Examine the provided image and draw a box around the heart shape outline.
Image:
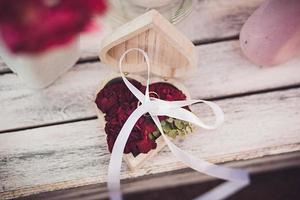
[95,74,191,169]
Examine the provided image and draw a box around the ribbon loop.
[107,48,250,200]
[118,48,152,103]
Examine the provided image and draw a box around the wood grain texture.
[0,61,108,132]
[1,87,300,199]
[100,10,197,78]
[0,0,263,73]
[12,152,300,200]
[176,0,263,43]
[1,40,300,132]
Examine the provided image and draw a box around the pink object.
[0,0,106,54]
[240,0,300,66]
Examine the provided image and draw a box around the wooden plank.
[1,87,300,199]
[12,152,300,200]
[176,0,263,43]
[0,0,263,73]
[1,40,300,132]
[0,62,107,132]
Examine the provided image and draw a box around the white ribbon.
[107,48,250,200]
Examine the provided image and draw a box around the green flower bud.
[152,131,161,138]
[148,133,156,140]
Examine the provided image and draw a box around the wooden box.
[96,10,197,170]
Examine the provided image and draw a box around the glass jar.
[107,0,193,28]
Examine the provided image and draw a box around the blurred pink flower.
[0,0,106,54]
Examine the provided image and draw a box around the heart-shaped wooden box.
[96,10,197,170]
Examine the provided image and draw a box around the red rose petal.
[96,79,188,156]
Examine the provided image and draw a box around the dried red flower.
[150,82,187,120]
[149,82,187,101]
[0,0,106,53]
[95,78,142,113]
[95,79,188,157]
[136,121,157,153]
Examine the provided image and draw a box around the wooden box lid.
[99,10,197,78]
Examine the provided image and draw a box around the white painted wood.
[0,61,110,132]
[176,0,263,42]
[186,41,300,99]
[1,40,300,132]
[6,152,300,200]
[0,0,263,73]
[1,87,300,199]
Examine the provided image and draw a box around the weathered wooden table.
[1,0,300,199]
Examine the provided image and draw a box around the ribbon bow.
[107,48,250,200]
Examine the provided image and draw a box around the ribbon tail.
[151,116,250,200]
[107,104,148,200]
[194,181,249,200]
[164,135,250,200]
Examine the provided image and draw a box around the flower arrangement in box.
[95,76,194,168]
